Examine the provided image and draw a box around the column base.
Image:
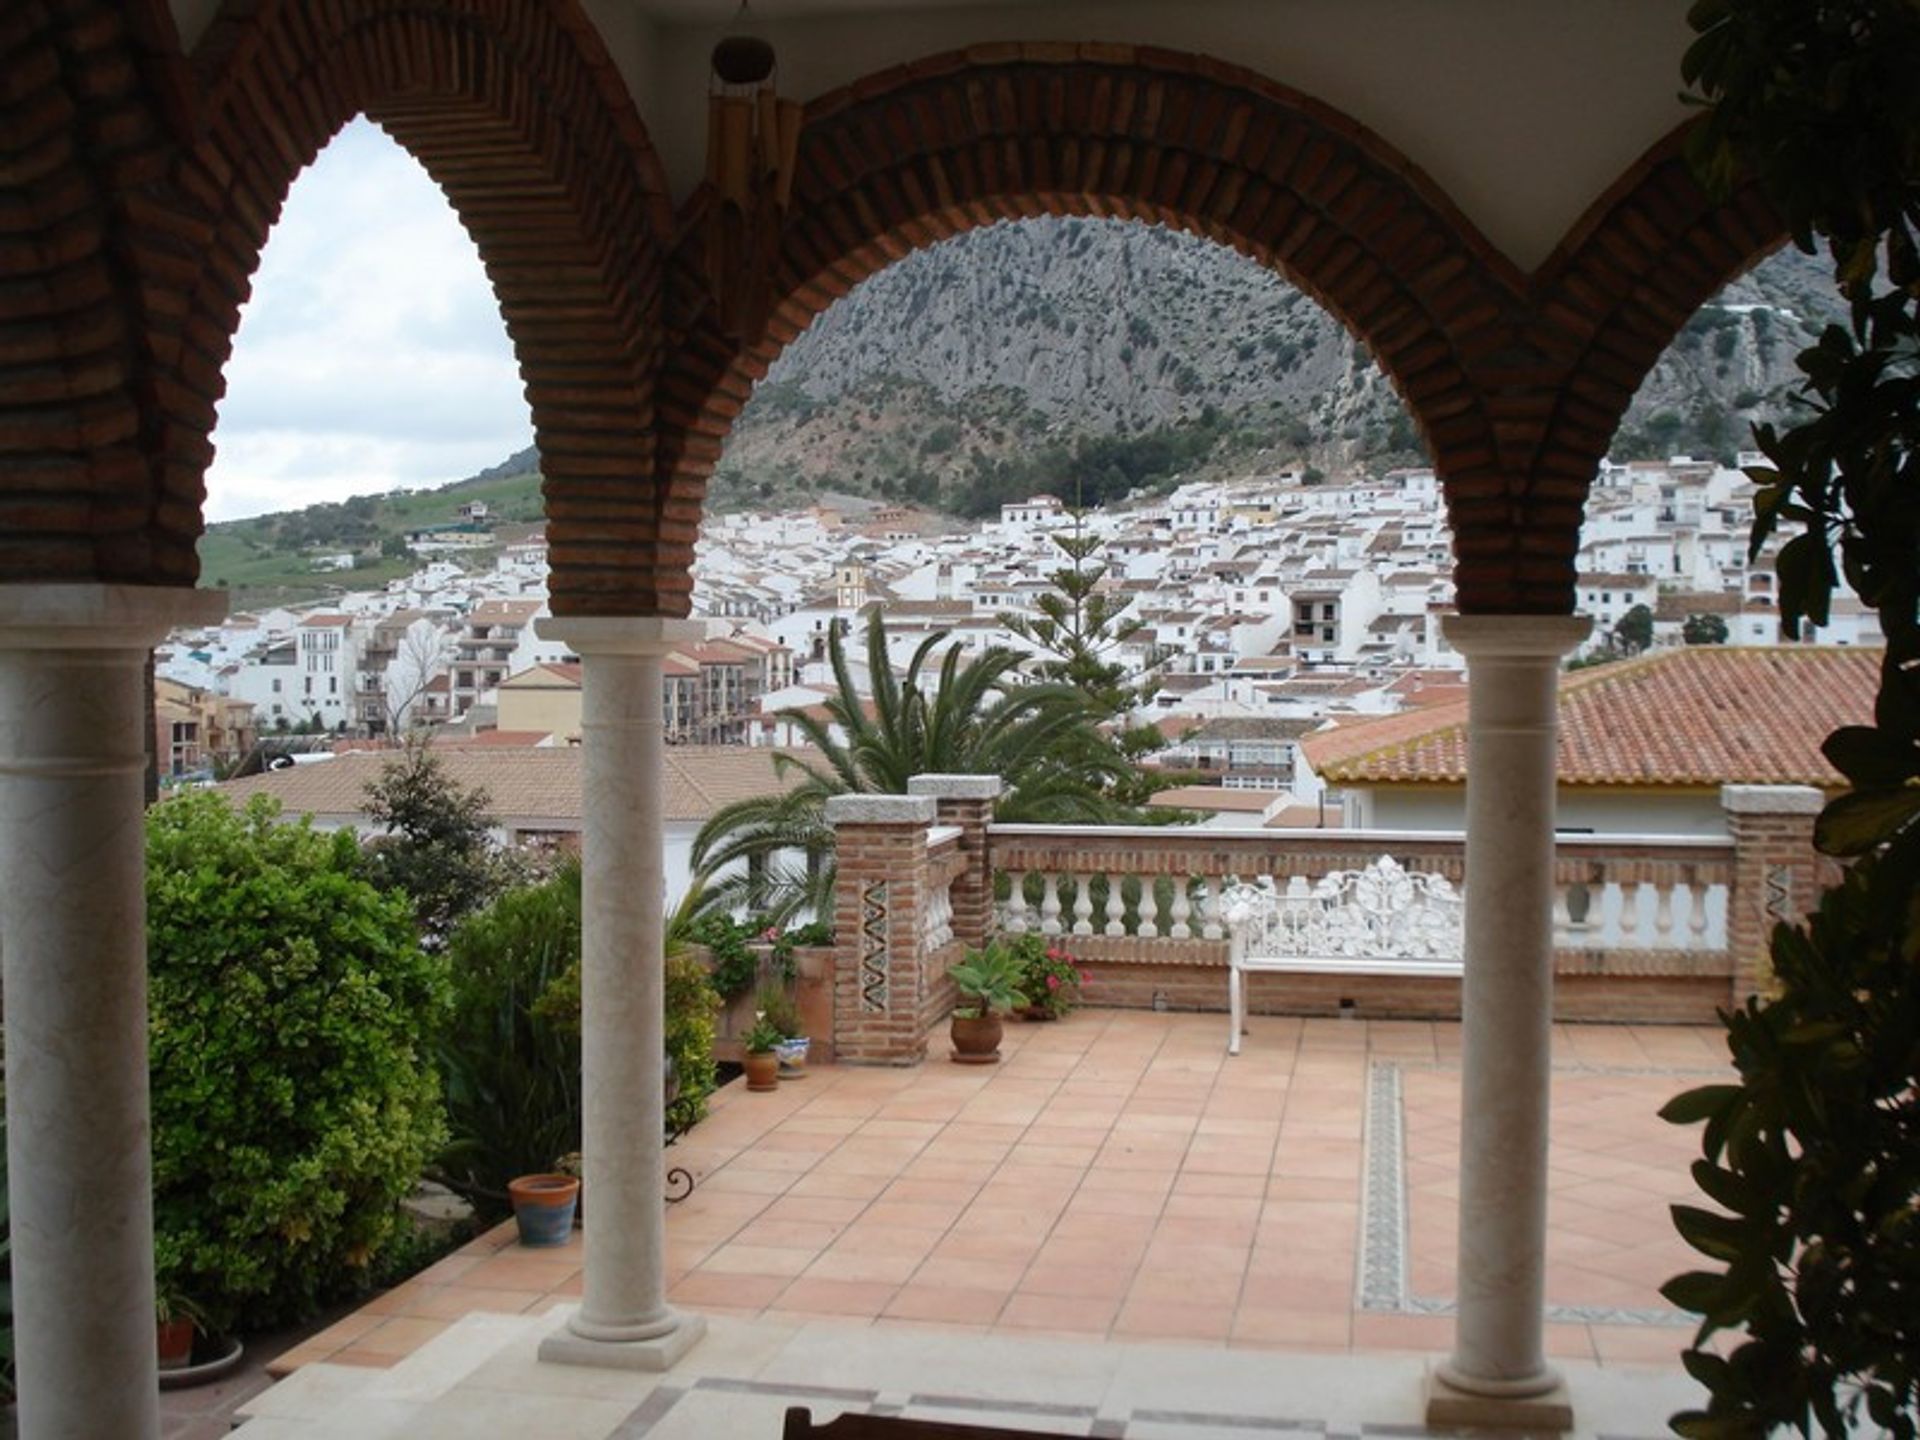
[539,1309,706,1373]
[1425,1363,1573,1431]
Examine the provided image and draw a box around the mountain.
[710,216,1843,512]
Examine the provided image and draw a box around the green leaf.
[1814,786,1920,856]
[1662,1270,1730,1315]
[1673,1204,1747,1263]
[1661,1084,1742,1126]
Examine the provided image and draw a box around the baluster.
[1686,869,1710,949]
[1004,870,1029,934]
[1040,873,1063,936]
[1137,878,1160,938]
[1170,879,1192,939]
[1201,879,1224,940]
[1551,879,1571,946]
[1105,874,1128,936]
[1616,881,1643,947]
[1072,873,1095,936]
[1653,881,1676,948]
[1565,877,1594,938]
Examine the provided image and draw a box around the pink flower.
[1046,974,1061,991]
[761,926,781,941]
[1046,947,1064,961]
[1075,968,1088,985]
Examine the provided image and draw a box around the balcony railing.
[988,824,1733,977]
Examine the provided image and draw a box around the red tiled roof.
[1303,647,1879,788]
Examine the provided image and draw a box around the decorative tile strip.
[1359,1061,1409,1313]
[860,880,888,1013]
[1362,1060,1697,1328]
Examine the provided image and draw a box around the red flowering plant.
[1008,932,1086,1019]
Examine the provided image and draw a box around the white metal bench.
[1221,856,1464,1054]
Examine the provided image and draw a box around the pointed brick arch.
[659,45,1550,610]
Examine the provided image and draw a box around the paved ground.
[267,1011,1726,1381]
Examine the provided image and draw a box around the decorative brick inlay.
[859,880,889,1013]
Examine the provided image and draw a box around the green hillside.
[200,456,542,608]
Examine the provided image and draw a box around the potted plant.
[947,941,1025,1064]
[155,1279,203,1372]
[1013,934,1085,1020]
[506,1171,581,1247]
[755,983,810,1077]
[742,1012,783,1091]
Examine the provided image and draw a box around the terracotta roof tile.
[1303,647,1878,788]
[215,746,801,825]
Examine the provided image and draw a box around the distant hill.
[203,221,1843,597]
[198,456,542,608]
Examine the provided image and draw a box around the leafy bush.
[438,862,722,1211]
[362,740,514,948]
[436,861,584,1215]
[146,792,449,1334]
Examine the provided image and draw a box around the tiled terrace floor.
[278,1011,1726,1378]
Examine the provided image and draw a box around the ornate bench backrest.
[1222,855,1463,967]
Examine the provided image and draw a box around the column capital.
[1722,783,1825,816]
[537,615,707,657]
[825,794,938,825]
[1442,613,1590,658]
[0,584,226,651]
[908,774,1004,801]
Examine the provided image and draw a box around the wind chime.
[705,1,802,342]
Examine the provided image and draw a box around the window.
[271,678,282,694]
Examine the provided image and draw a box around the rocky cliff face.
[704,217,1841,511]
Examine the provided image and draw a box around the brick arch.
[170,1,675,613]
[1521,128,1787,567]
[660,45,1563,612]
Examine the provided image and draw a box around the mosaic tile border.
[1359,1061,1693,1329]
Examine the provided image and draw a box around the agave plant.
[692,610,1129,923]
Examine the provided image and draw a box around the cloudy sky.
[205,119,533,523]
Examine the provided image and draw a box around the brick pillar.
[1722,785,1828,1003]
[908,774,1003,952]
[826,794,937,1064]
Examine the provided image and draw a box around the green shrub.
[146,792,449,1335]
[437,862,584,1215]
[438,862,722,1210]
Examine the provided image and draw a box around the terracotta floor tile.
[1231,1307,1353,1347]
[699,1243,818,1278]
[910,1256,1029,1292]
[997,1291,1121,1335]
[350,1317,448,1358]
[322,1350,401,1370]
[771,1277,898,1318]
[883,1284,1011,1325]
[1349,1311,1455,1352]
[669,1270,791,1310]
[377,1284,542,1321]
[1127,1268,1244,1307]
[731,1218,846,1251]
[433,1251,582,1294]
[1018,1260,1134,1301]
[1112,1297,1235,1342]
[1591,1325,1692,1366]
[804,1249,926,1285]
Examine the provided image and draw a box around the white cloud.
[205,119,532,523]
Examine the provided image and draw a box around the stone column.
[1428,614,1588,1430]
[907,774,1003,952]
[0,584,224,1440]
[825,794,937,1064]
[535,616,707,1372]
[1721,785,1827,1003]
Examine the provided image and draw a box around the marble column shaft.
[1438,614,1589,1400]
[535,616,706,1369]
[0,585,223,1440]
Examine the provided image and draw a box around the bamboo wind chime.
[705,3,803,343]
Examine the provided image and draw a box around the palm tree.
[692,610,1129,922]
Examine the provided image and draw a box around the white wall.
[1351,785,1731,837]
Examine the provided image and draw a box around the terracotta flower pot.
[157,1317,196,1371]
[507,1173,580,1247]
[950,1010,1003,1064]
[744,1050,780,1091]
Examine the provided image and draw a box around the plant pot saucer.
[158,1334,244,1389]
[949,1050,1000,1065]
